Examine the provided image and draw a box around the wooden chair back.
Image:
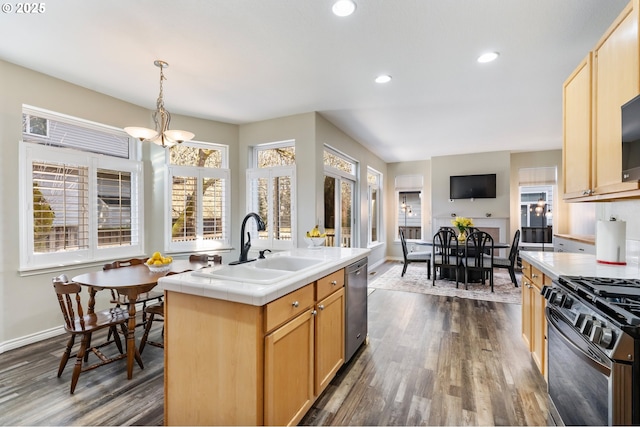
[53,275,86,332]
[465,231,494,267]
[399,229,410,262]
[103,257,147,270]
[189,254,222,265]
[508,229,521,265]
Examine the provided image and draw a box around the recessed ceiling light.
[477,52,500,63]
[375,75,392,84]
[332,0,356,17]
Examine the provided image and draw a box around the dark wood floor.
[0,263,548,426]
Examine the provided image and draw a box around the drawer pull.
[318,304,325,311]
[292,301,299,308]
[532,273,538,278]
[331,280,337,286]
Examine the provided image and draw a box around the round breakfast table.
[72,259,207,379]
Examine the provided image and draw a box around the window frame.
[19,142,144,271]
[367,167,382,246]
[165,140,231,252]
[323,146,358,248]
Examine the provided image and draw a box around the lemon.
[152,251,162,260]
[153,260,163,266]
[146,258,154,265]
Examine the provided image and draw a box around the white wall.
[0,60,239,349]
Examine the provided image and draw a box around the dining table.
[71,259,208,379]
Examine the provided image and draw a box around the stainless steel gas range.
[543,276,640,426]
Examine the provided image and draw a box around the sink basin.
[191,256,325,284]
[192,265,292,284]
[253,256,324,271]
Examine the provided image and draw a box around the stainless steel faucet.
[229,212,266,265]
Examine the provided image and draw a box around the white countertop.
[157,247,371,306]
[520,251,640,281]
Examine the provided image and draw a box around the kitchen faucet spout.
[229,212,266,265]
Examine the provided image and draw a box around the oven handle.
[546,308,611,376]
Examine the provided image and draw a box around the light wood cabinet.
[314,287,345,394]
[521,260,548,378]
[563,54,593,199]
[563,0,640,201]
[165,265,349,426]
[264,307,315,426]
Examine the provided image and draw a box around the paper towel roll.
[596,220,627,265]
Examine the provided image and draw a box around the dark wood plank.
[0,262,549,426]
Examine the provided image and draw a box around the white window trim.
[19,142,144,271]
[165,158,232,252]
[367,167,382,246]
[246,166,297,250]
[323,146,359,248]
[395,189,423,242]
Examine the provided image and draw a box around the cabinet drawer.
[265,284,314,333]
[530,266,544,289]
[521,260,531,279]
[316,269,344,301]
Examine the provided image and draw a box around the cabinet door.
[264,310,314,427]
[521,276,533,351]
[563,54,593,199]
[315,287,345,394]
[532,280,546,376]
[594,3,640,193]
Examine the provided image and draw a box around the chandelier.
[125,60,194,147]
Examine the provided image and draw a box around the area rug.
[369,262,522,304]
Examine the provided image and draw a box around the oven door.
[547,307,612,426]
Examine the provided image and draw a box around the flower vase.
[457,230,466,242]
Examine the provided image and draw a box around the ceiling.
[0,0,630,162]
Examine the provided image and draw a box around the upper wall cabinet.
[563,0,640,201]
[563,54,593,199]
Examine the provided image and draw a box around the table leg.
[125,293,144,379]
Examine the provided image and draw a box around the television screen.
[449,174,496,199]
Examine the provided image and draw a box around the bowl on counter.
[304,236,326,248]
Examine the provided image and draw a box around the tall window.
[367,168,381,245]
[167,141,230,251]
[518,167,557,249]
[19,106,142,270]
[395,175,424,240]
[324,148,357,248]
[247,141,296,249]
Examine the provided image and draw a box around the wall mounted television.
[449,174,497,199]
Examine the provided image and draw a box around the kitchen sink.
[192,265,292,284]
[253,256,324,271]
[191,256,325,284]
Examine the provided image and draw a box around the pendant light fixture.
[125,60,194,148]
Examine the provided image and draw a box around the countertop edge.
[553,234,595,245]
[520,251,640,281]
[157,247,371,306]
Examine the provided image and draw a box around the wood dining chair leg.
[84,333,92,362]
[58,335,76,377]
[71,335,90,394]
[139,312,156,354]
[111,325,124,354]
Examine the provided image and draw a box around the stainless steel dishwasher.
[345,257,368,362]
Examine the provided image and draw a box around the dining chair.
[399,229,431,278]
[189,253,222,265]
[462,231,494,292]
[432,228,459,287]
[493,229,520,286]
[52,274,129,394]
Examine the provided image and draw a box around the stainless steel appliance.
[542,276,640,426]
[345,257,368,362]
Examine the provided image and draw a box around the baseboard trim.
[0,326,65,355]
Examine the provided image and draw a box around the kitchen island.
[156,247,370,426]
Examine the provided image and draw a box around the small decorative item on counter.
[146,251,173,272]
[451,216,474,242]
[305,225,327,248]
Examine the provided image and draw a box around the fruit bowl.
[304,236,326,248]
[147,262,172,273]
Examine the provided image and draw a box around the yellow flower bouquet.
[451,216,474,241]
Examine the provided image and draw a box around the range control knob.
[590,322,603,343]
[599,328,615,349]
[580,315,594,335]
[561,296,573,309]
[573,312,585,327]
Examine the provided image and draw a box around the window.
[395,175,424,240]
[167,141,230,251]
[518,167,556,249]
[324,147,357,248]
[20,106,142,270]
[247,141,296,249]
[367,168,381,245]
